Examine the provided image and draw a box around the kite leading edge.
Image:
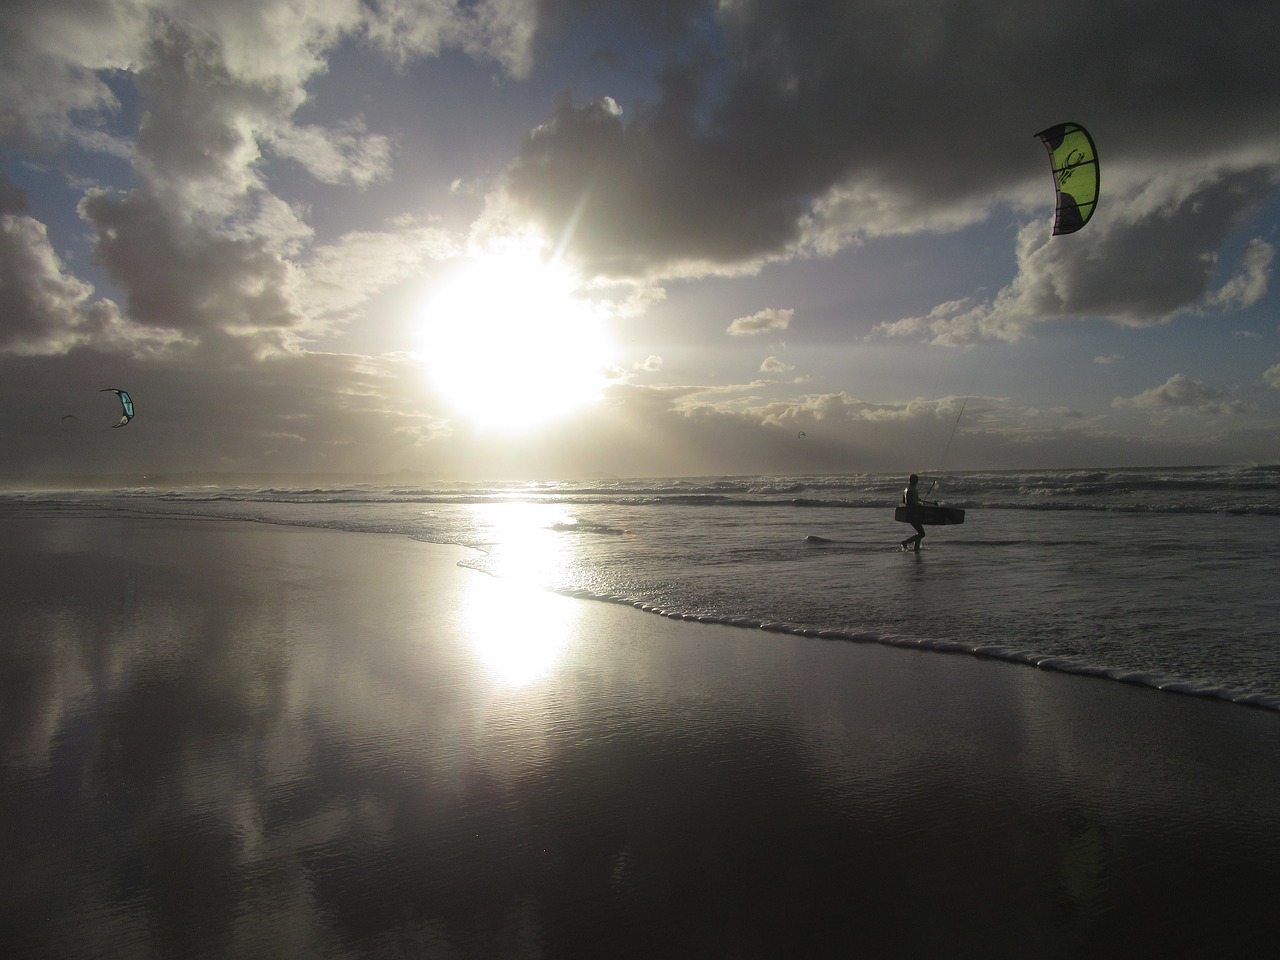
[1034,122,1099,235]
[101,388,135,428]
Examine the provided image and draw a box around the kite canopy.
[101,388,135,428]
[1035,122,1099,235]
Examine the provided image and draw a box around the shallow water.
[5,466,1280,708]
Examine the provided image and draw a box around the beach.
[3,511,1279,958]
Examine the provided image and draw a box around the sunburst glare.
[418,242,613,431]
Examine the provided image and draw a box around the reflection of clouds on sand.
[5,515,1280,956]
[1,519,313,957]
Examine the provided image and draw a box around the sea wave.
[548,586,1280,713]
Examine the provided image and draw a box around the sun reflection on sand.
[461,574,577,687]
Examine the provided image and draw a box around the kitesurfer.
[900,473,928,551]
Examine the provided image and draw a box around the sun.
[418,244,613,430]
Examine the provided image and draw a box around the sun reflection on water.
[467,500,577,587]
[461,575,576,686]
[459,500,590,686]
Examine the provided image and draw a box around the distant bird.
[797,431,806,438]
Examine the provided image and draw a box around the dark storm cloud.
[134,21,287,187]
[534,0,706,44]
[504,0,1280,285]
[0,172,136,355]
[0,214,110,354]
[79,187,301,336]
[995,170,1278,326]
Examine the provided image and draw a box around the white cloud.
[727,307,792,336]
[797,174,994,254]
[1113,373,1253,417]
[1262,362,1280,392]
[266,120,393,187]
[1093,354,1122,365]
[873,298,983,344]
[1207,237,1273,309]
[361,0,538,77]
[297,220,460,324]
[759,356,793,373]
[0,0,147,148]
[878,165,1280,344]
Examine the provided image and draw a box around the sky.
[2,0,1279,482]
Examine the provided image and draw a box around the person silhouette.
[900,473,930,551]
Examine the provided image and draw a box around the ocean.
[6,464,1279,711]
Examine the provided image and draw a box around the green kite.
[1035,122,1100,235]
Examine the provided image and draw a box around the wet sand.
[2,511,1279,958]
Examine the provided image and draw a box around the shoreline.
[3,513,1279,956]
[6,491,1279,715]
[550,587,1280,714]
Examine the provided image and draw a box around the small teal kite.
[101,388,135,428]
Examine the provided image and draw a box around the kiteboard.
[895,505,965,526]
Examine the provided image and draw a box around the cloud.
[0,210,131,355]
[0,5,513,362]
[78,187,303,341]
[1208,237,1273,310]
[635,354,663,372]
[0,0,145,149]
[0,1,555,478]
[264,120,393,188]
[759,356,793,373]
[1093,354,1122,365]
[495,0,1280,293]
[0,0,534,153]
[1113,373,1253,417]
[879,166,1280,343]
[297,220,460,325]
[727,307,792,336]
[874,298,982,344]
[362,0,539,77]
[1263,363,1280,392]
[4,1,1280,478]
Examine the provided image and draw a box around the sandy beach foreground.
[2,512,1279,958]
